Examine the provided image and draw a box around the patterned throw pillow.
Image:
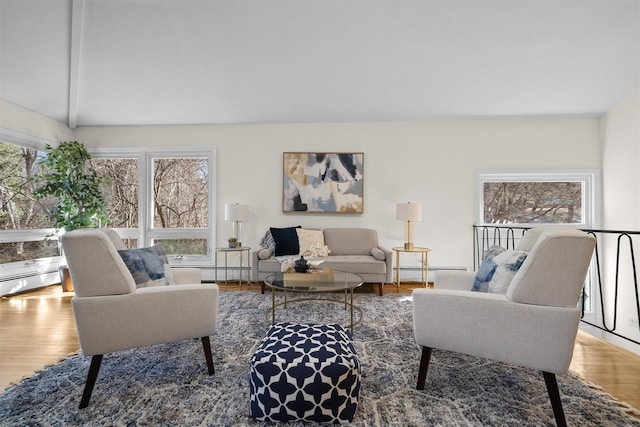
[471,245,527,293]
[118,244,174,288]
[259,229,276,251]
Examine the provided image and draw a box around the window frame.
[476,169,600,228]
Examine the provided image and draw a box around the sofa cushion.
[258,258,284,274]
[118,244,174,288]
[296,228,325,255]
[322,255,387,275]
[270,226,301,256]
[471,245,527,293]
[323,228,378,256]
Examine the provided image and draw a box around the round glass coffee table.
[264,270,364,334]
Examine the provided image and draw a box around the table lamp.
[224,203,249,245]
[396,202,422,250]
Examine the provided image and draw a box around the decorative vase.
[228,242,237,248]
[293,256,309,273]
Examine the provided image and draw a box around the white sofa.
[252,228,393,295]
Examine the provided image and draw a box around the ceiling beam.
[68,0,85,129]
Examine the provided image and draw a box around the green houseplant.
[32,141,110,291]
[33,141,109,231]
[228,237,238,248]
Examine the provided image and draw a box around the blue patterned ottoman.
[250,322,361,423]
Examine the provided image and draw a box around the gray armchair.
[412,227,595,426]
[62,228,219,408]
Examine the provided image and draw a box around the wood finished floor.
[1,283,639,416]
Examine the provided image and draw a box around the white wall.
[75,117,601,270]
[602,88,640,230]
[600,87,640,354]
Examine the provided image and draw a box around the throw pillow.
[259,229,276,251]
[270,226,301,256]
[471,245,527,293]
[118,244,173,288]
[296,228,325,255]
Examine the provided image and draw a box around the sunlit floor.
[1,283,639,415]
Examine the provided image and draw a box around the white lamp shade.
[224,203,249,221]
[396,202,422,222]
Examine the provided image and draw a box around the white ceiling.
[1,0,638,127]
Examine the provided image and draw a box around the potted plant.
[228,237,238,248]
[32,141,110,291]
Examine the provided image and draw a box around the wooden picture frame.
[283,152,364,213]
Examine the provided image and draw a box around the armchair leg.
[379,283,384,296]
[261,282,265,294]
[416,346,433,390]
[543,371,567,427]
[79,354,103,409]
[201,336,215,375]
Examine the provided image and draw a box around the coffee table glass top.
[264,270,364,292]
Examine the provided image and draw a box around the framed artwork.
[283,152,364,213]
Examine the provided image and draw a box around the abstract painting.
[283,152,364,213]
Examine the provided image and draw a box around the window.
[91,150,216,266]
[1,133,216,296]
[477,170,598,227]
[0,141,58,263]
[146,154,213,265]
[90,158,139,229]
[0,136,63,295]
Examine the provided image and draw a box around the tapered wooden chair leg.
[416,346,432,390]
[543,371,567,427]
[79,354,103,409]
[202,336,214,375]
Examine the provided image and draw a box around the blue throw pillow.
[472,245,527,293]
[118,244,173,288]
[270,226,301,256]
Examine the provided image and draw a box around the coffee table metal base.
[266,289,362,335]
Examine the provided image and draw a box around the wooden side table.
[214,246,251,285]
[392,246,431,288]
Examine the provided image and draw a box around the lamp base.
[404,243,414,250]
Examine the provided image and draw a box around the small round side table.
[214,246,251,285]
[392,246,431,288]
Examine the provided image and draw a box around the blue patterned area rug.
[1,290,639,426]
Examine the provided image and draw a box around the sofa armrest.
[171,267,201,285]
[434,270,476,291]
[252,248,268,282]
[378,245,394,283]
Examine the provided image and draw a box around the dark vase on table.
[294,256,309,273]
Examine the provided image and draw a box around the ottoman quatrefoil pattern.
[250,322,361,423]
